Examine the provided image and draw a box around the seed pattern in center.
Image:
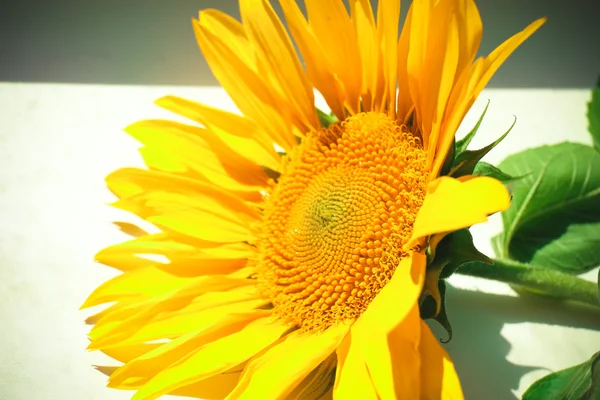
[256,112,428,330]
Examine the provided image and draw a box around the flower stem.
[456,258,600,308]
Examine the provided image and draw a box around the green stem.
[457,258,600,308]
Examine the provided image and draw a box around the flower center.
[256,112,428,331]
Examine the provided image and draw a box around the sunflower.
[82,0,544,398]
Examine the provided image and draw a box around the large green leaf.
[523,352,600,400]
[496,142,600,273]
[588,86,600,152]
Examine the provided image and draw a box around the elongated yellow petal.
[130,317,290,400]
[198,9,255,67]
[81,266,193,309]
[149,212,253,244]
[239,0,319,133]
[125,120,268,192]
[454,0,483,74]
[280,0,345,119]
[334,330,379,400]
[350,0,378,112]
[431,17,546,177]
[155,96,280,172]
[228,322,350,399]
[194,18,297,151]
[108,170,260,220]
[287,353,337,400]
[396,7,413,123]
[346,254,425,399]
[376,0,401,115]
[419,321,464,399]
[408,0,459,156]
[110,299,268,349]
[94,251,153,272]
[88,275,254,347]
[112,222,148,238]
[101,343,162,364]
[409,176,510,246]
[170,365,245,399]
[305,0,362,114]
[108,308,269,387]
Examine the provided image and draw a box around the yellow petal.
[158,96,281,172]
[408,0,460,156]
[454,0,483,74]
[170,365,245,399]
[287,352,337,400]
[239,0,319,133]
[376,0,401,115]
[129,317,290,400]
[108,298,268,349]
[101,343,162,364]
[149,212,253,244]
[228,322,351,399]
[431,17,546,177]
[88,274,254,347]
[280,0,345,119]
[193,17,297,151]
[396,7,413,123]
[125,120,268,192]
[81,266,192,309]
[305,0,362,114]
[419,321,464,400]
[345,254,426,399]
[350,0,378,111]
[112,222,148,238]
[334,330,379,400]
[409,176,510,246]
[108,308,269,387]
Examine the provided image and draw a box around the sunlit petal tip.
[408,176,510,247]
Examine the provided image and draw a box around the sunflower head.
[83,0,545,399]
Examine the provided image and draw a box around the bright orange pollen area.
[256,112,428,331]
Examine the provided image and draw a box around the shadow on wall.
[431,284,600,399]
[1,0,599,87]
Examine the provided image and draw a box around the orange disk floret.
[256,112,428,331]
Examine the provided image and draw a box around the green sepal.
[440,138,456,176]
[455,99,490,155]
[588,78,600,152]
[420,280,453,343]
[419,229,491,341]
[473,161,520,183]
[450,117,516,178]
[317,108,338,128]
[435,229,492,280]
[523,351,600,400]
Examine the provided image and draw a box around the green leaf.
[473,161,520,183]
[523,351,600,400]
[317,108,337,128]
[450,117,516,178]
[496,142,600,273]
[455,100,490,154]
[588,85,600,152]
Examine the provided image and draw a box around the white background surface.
[1,83,599,400]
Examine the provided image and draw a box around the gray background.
[1,0,599,87]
